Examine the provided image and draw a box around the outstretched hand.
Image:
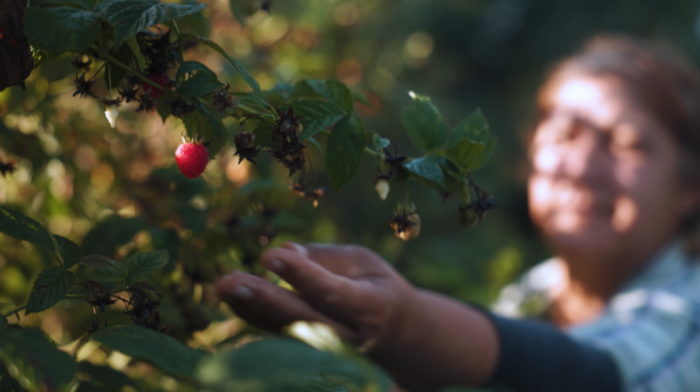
[215,242,419,347]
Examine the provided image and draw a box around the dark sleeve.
[483,312,623,392]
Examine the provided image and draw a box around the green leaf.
[176,61,213,79]
[191,34,261,96]
[80,255,128,283]
[122,250,168,285]
[445,139,485,172]
[96,0,206,44]
[290,80,354,114]
[263,83,293,106]
[352,90,373,107]
[156,98,171,124]
[372,133,390,152]
[404,157,445,189]
[179,72,223,98]
[448,108,490,146]
[31,0,96,10]
[183,103,227,158]
[196,338,384,392]
[0,364,22,392]
[23,6,101,55]
[252,121,275,147]
[326,115,365,192]
[125,36,147,72]
[92,325,209,378]
[478,137,496,168]
[178,0,211,38]
[286,100,346,140]
[0,207,56,257]
[0,328,77,391]
[0,317,7,330]
[81,215,147,256]
[77,362,135,390]
[401,93,448,151]
[105,44,132,89]
[53,235,82,269]
[25,267,76,314]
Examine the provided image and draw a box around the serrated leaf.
[23,6,101,56]
[190,34,261,96]
[31,0,96,10]
[478,137,496,168]
[179,71,223,97]
[448,108,490,146]
[92,325,209,378]
[445,139,485,172]
[83,257,127,283]
[326,115,365,192]
[96,0,206,44]
[105,44,132,89]
[289,80,354,114]
[53,235,81,269]
[122,250,168,285]
[286,100,346,140]
[0,206,56,257]
[404,157,445,189]
[176,61,212,80]
[183,103,227,158]
[252,121,275,147]
[0,328,77,391]
[263,82,293,106]
[25,267,75,314]
[401,93,448,151]
[196,338,385,392]
[372,133,390,152]
[81,215,147,256]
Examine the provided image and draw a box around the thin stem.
[91,45,168,94]
[171,19,185,60]
[2,304,26,319]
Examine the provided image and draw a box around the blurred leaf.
[448,109,490,146]
[445,139,485,172]
[191,34,261,96]
[25,267,75,314]
[0,206,56,258]
[53,235,81,269]
[177,205,207,233]
[148,227,179,264]
[183,103,227,158]
[81,215,147,256]
[478,137,497,168]
[286,100,346,140]
[23,6,101,55]
[0,328,77,391]
[77,361,135,391]
[176,61,213,79]
[263,83,293,106]
[252,121,275,147]
[96,0,206,44]
[0,364,22,392]
[326,115,365,192]
[196,338,385,392]
[293,378,349,392]
[122,250,169,285]
[151,166,207,200]
[401,93,448,151]
[92,325,209,378]
[290,80,354,114]
[80,255,128,283]
[236,92,274,115]
[125,36,146,72]
[0,317,7,330]
[178,0,211,38]
[372,133,390,152]
[104,44,131,89]
[156,98,171,124]
[180,72,223,97]
[404,157,445,189]
[351,90,373,108]
[31,0,96,10]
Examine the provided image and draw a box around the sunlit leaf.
[448,108,490,146]
[445,139,485,172]
[25,267,75,314]
[404,156,445,189]
[401,93,448,151]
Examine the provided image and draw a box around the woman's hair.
[536,35,700,247]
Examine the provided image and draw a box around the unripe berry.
[375,179,390,200]
[104,104,119,128]
[142,73,170,99]
[175,142,209,178]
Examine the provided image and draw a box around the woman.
[215,36,700,392]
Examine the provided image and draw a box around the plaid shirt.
[492,241,700,392]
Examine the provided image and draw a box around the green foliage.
[26,267,76,314]
[80,255,128,283]
[23,6,101,55]
[192,34,262,96]
[372,133,391,152]
[0,328,78,391]
[76,362,136,391]
[96,0,206,44]
[290,80,354,114]
[92,326,209,378]
[445,140,485,172]
[287,100,346,141]
[81,215,147,256]
[326,115,366,191]
[121,250,169,285]
[401,93,448,151]
[448,110,496,169]
[183,103,228,157]
[196,338,386,392]
[177,61,223,98]
[404,157,445,189]
[0,207,57,259]
[53,235,82,269]
[31,0,96,10]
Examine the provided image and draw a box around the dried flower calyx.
[234,131,262,165]
[73,72,98,99]
[289,180,324,207]
[124,282,166,332]
[165,96,196,118]
[458,191,497,229]
[71,54,92,71]
[137,30,178,75]
[390,203,421,241]
[0,160,16,177]
[212,84,236,113]
[270,107,306,176]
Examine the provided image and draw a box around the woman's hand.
[214,242,420,348]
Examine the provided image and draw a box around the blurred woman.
[215,36,700,392]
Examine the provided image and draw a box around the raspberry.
[142,73,170,98]
[175,142,209,178]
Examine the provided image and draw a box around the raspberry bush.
[0,0,498,390]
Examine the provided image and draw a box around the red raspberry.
[175,142,209,178]
[142,73,170,98]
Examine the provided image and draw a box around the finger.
[259,248,383,319]
[281,242,391,277]
[215,272,356,338]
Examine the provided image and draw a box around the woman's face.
[528,74,697,259]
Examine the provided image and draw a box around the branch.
[91,45,169,94]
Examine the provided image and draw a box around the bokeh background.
[2,0,700,389]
